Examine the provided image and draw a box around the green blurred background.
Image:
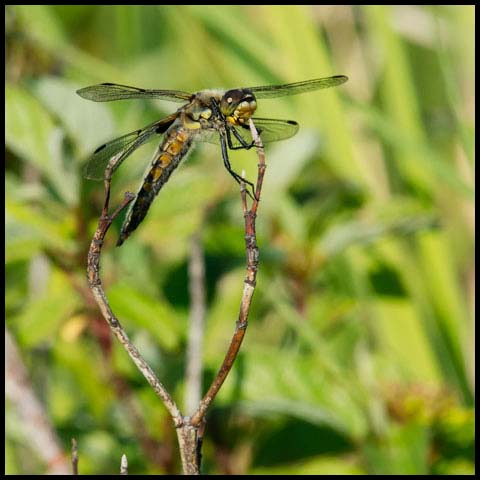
[5,5,474,475]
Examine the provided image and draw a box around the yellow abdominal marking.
[158,153,171,166]
[151,165,165,182]
[176,131,188,142]
[166,140,182,155]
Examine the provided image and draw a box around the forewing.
[247,75,348,99]
[83,115,177,180]
[194,118,299,147]
[76,82,192,103]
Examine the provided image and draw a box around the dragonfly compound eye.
[221,89,254,113]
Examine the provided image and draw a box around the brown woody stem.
[190,119,265,427]
[86,175,183,427]
[87,121,265,474]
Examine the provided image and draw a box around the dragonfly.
[77,74,348,246]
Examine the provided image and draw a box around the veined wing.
[246,75,348,99]
[76,82,192,103]
[83,114,177,180]
[197,118,299,148]
[240,117,299,145]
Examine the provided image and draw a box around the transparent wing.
[246,75,348,99]
[83,114,177,180]
[196,118,299,147]
[76,82,192,103]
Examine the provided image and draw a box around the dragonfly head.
[220,89,257,125]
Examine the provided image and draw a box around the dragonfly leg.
[226,126,257,151]
[210,97,258,200]
[210,97,255,150]
[220,134,256,200]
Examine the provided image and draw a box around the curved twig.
[86,167,183,427]
[191,119,265,427]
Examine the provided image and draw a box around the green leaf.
[5,83,78,205]
[6,200,76,262]
[34,76,115,159]
[15,269,81,347]
[6,84,57,171]
[107,282,182,351]
[374,298,441,382]
[363,423,430,474]
[53,340,116,421]
[234,346,368,440]
[251,455,364,475]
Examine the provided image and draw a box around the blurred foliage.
[5,5,474,475]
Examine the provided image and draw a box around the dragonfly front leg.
[219,133,256,200]
[226,126,256,151]
[210,97,257,199]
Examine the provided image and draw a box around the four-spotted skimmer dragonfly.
[77,75,348,245]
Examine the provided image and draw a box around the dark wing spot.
[156,124,169,134]
[155,117,176,134]
[287,120,298,125]
[94,143,107,154]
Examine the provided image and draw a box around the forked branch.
[86,120,265,474]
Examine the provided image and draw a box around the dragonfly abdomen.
[117,126,193,246]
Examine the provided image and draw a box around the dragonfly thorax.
[187,104,213,121]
